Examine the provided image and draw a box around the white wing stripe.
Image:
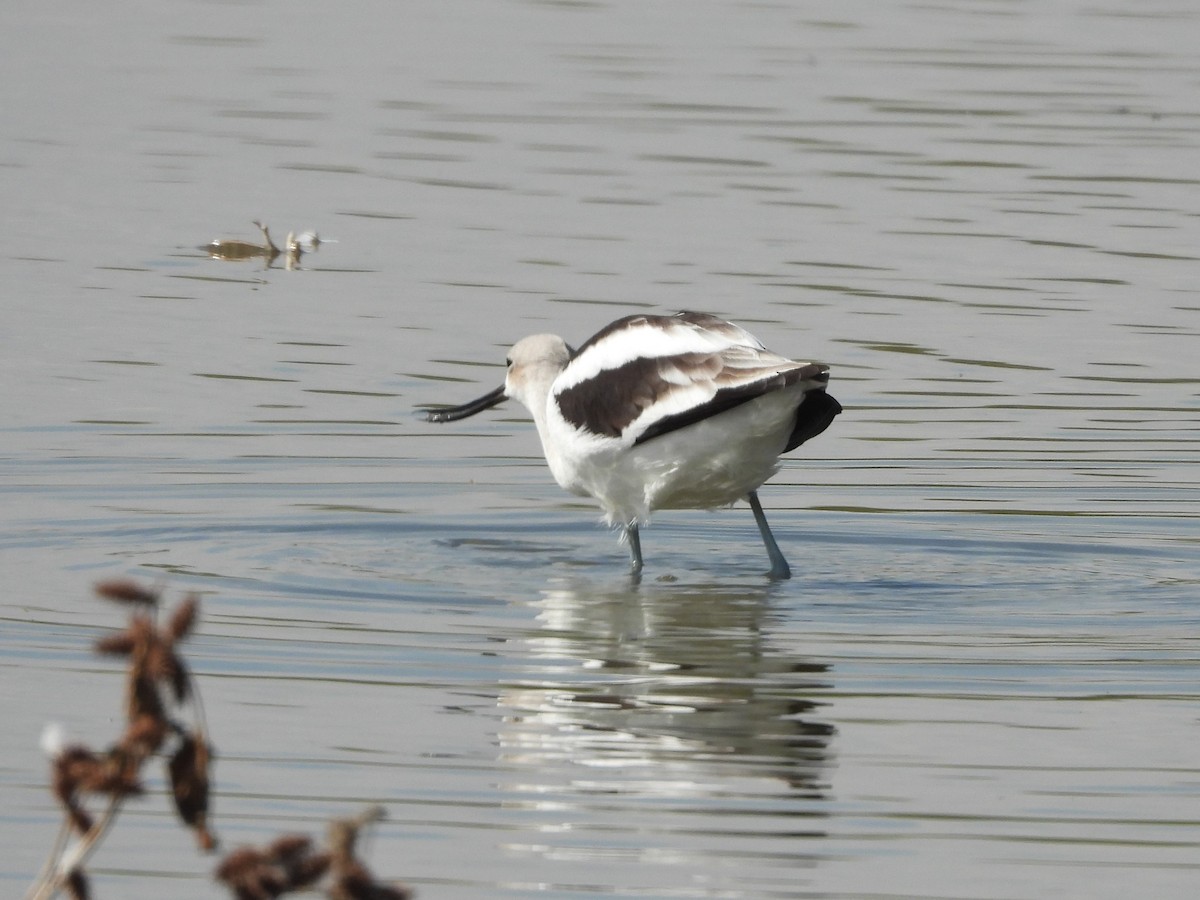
[555,319,765,392]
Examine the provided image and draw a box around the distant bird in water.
[422,311,841,578]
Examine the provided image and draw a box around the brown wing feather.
[555,311,836,445]
[635,363,829,446]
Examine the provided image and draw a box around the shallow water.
[3,1,1199,898]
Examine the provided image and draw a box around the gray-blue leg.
[748,491,791,580]
[624,522,644,574]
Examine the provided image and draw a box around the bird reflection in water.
[496,577,835,882]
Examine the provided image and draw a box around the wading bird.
[423,311,841,578]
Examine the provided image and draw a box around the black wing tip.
[784,389,842,452]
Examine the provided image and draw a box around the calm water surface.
[2,2,1198,898]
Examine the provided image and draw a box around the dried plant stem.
[28,584,218,898]
[28,817,70,898]
[26,794,123,900]
[185,669,210,736]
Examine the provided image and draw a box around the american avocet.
[422,311,841,578]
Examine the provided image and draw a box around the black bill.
[421,384,507,422]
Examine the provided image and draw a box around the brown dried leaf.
[168,732,212,829]
[169,654,192,704]
[65,804,94,835]
[52,748,96,834]
[168,594,200,641]
[65,868,90,900]
[266,834,313,862]
[53,745,143,832]
[94,631,138,656]
[94,579,160,607]
[329,862,411,900]
[214,846,262,881]
[215,838,328,899]
[54,747,98,792]
[143,642,173,682]
[145,643,191,703]
[127,671,166,723]
[168,731,218,850]
[366,884,411,900]
[215,847,285,900]
[51,793,93,833]
[196,824,219,852]
[121,713,169,757]
[289,851,330,890]
[87,746,145,797]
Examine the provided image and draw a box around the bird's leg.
[748,491,791,580]
[624,522,644,575]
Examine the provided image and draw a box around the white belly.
[541,386,804,525]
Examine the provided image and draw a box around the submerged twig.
[205,221,328,270]
[205,220,281,263]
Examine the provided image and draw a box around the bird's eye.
[505,357,513,368]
